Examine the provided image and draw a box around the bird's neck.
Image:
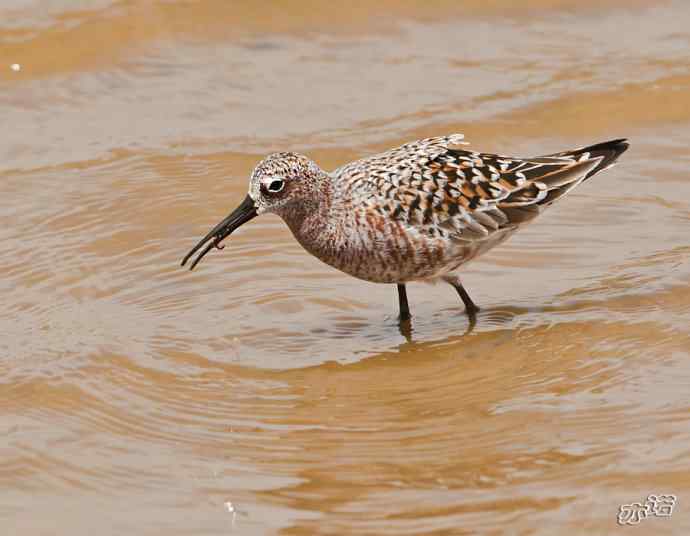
[278,173,347,262]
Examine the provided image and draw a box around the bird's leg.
[443,275,480,317]
[455,283,479,315]
[397,284,411,321]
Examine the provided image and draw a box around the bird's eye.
[267,179,284,193]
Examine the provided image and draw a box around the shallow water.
[2,1,690,534]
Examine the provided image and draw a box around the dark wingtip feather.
[572,138,630,179]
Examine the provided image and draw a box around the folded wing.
[351,135,629,243]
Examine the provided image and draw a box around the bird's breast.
[289,208,460,283]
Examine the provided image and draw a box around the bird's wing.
[336,134,628,243]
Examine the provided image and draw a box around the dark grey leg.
[444,276,480,316]
[397,284,411,321]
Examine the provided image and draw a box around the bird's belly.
[298,223,467,284]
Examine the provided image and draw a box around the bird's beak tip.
[180,194,257,271]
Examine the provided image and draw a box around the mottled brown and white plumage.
[182,134,629,320]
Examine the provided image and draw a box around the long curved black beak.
[181,194,257,270]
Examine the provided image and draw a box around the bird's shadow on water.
[310,303,545,372]
[396,313,476,342]
[390,303,542,345]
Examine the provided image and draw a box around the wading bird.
[182,135,628,322]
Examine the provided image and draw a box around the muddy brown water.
[2,1,690,534]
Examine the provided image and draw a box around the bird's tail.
[500,138,631,215]
[546,138,630,180]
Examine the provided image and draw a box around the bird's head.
[249,152,324,216]
[181,152,326,270]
